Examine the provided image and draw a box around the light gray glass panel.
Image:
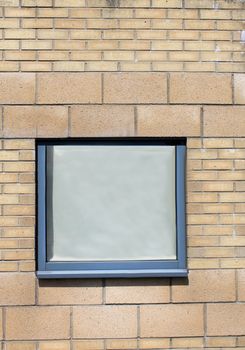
[46,145,176,261]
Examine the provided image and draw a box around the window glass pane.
[46,145,176,262]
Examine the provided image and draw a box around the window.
[37,138,187,278]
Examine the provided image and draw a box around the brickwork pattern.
[0,70,244,349]
[0,0,244,72]
[0,0,245,349]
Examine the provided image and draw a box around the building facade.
[0,0,244,349]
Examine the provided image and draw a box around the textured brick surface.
[172,270,236,302]
[169,73,232,103]
[204,106,245,137]
[140,304,204,337]
[238,270,245,301]
[105,279,170,304]
[137,105,200,136]
[104,73,167,103]
[73,306,137,338]
[0,73,35,104]
[37,73,102,103]
[0,1,244,348]
[207,304,245,336]
[0,273,35,305]
[38,279,102,305]
[6,307,70,340]
[70,105,135,136]
[4,106,68,137]
[234,74,245,104]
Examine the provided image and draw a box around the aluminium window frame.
[36,137,187,279]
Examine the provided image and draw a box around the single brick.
[139,338,170,349]
[207,303,245,336]
[5,306,70,340]
[169,73,232,104]
[206,337,236,348]
[5,342,36,350]
[0,309,2,340]
[104,73,167,103]
[204,106,245,137]
[73,306,137,339]
[137,105,200,136]
[234,74,245,104]
[172,269,236,302]
[38,279,102,305]
[4,106,68,138]
[105,278,170,304]
[37,73,102,104]
[171,337,203,348]
[0,73,35,104]
[238,270,245,301]
[0,273,35,306]
[70,105,135,137]
[140,304,204,337]
[39,341,70,350]
[73,340,104,350]
[106,339,137,349]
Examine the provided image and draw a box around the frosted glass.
[46,145,176,261]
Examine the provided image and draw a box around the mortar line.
[70,305,73,349]
[134,105,138,136]
[137,305,140,350]
[68,105,71,137]
[204,303,207,347]
[101,73,104,104]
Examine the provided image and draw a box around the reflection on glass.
[46,145,176,261]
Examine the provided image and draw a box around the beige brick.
[140,304,204,337]
[203,138,233,149]
[6,307,70,340]
[4,106,68,138]
[204,106,245,137]
[139,338,170,349]
[73,340,104,350]
[137,105,200,136]
[4,139,34,150]
[169,73,232,104]
[53,62,85,72]
[39,341,70,350]
[238,270,245,301]
[206,337,236,348]
[2,249,34,260]
[0,273,35,306]
[0,73,35,104]
[37,73,101,104]
[106,339,137,349]
[234,74,245,104]
[70,105,134,137]
[238,336,245,347]
[104,73,167,103]
[105,279,170,304]
[3,162,35,173]
[172,269,235,302]
[207,303,245,336]
[221,258,245,268]
[73,306,137,338]
[0,262,18,272]
[5,342,36,350]
[38,280,102,305]
[220,192,244,202]
[172,337,203,348]
[0,308,2,339]
[0,194,19,204]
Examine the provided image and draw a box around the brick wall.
[0,0,245,349]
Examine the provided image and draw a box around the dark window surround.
[36,137,187,279]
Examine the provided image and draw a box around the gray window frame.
[36,138,187,279]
